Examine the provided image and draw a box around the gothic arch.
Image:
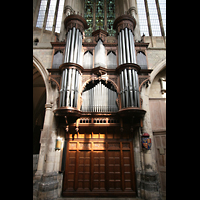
[81,76,120,94]
[150,58,166,84]
[33,55,50,103]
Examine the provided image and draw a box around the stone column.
[140,86,161,200]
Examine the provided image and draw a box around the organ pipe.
[120,70,125,108]
[121,29,126,64]
[70,69,76,107]
[65,29,72,63]
[123,69,129,107]
[74,70,79,108]
[77,32,83,66]
[59,70,65,107]
[66,68,72,106]
[129,29,134,63]
[130,31,136,63]
[69,27,76,63]
[118,32,122,65]
[73,29,79,64]
[132,69,137,107]
[62,69,68,107]
[135,70,140,107]
[125,28,130,63]
[128,69,134,107]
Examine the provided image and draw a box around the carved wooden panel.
[62,126,136,197]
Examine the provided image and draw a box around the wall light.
[55,137,62,151]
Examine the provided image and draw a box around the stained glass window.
[84,0,116,36]
[95,0,104,30]
[107,0,116,36]
[84,0,93,36]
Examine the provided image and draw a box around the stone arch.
[33,55,50,103]
[150,58,166,84]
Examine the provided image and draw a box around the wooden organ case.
[48,14,151,197]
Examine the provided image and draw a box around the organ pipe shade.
[81,80,118,112]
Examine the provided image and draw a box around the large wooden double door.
[62,126,136,197]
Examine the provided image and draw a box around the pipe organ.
[51,14,147,124]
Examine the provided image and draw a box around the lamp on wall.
[55,137,62,151]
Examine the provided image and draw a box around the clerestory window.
[84,0,116,37]
[36,0,65,33]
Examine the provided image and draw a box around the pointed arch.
[33,55,50,103]
[150,58,166,84]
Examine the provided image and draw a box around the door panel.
[62,127,136,197]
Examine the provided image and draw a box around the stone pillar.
[140,86,161,200]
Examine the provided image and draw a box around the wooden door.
[62,127,136,197]
[153,132,166,200]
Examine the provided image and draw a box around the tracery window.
[84,0,116,37]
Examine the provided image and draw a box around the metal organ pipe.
[70,69,76,107]
[129,29,134,63]
[79,32,83,66]
[73,29,79,64]
[59,70,65,107]
[64,30,71,62]
[65,30,72,63]
[130,30,136,63]
[69,27,76,63]
[128,69,134,107]
[123,69,129,107]
[124,28,130,63]
[62,69,68,107]
[118,32,122,65]
[121,29,126,64]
